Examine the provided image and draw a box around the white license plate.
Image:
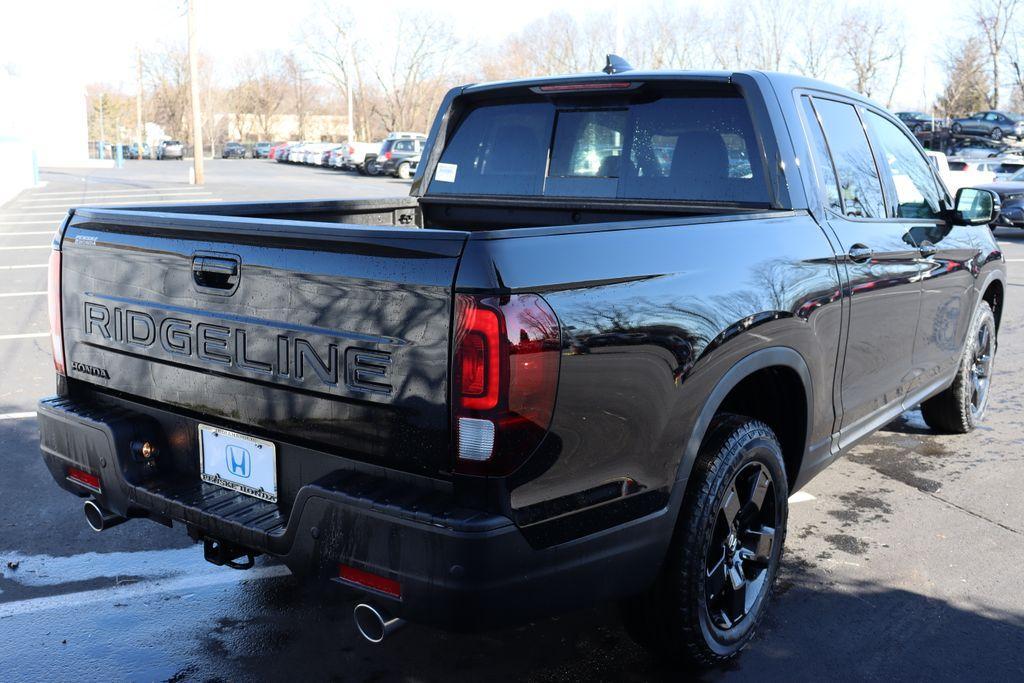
[199,424,278,503]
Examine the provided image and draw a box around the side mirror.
[953,187,1001,226]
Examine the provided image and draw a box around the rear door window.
[865,110,943,219]
[810,98,886,219]
[427,89,770,204]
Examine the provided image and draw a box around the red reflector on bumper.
[67,467,100,492]
[339,564,401,598]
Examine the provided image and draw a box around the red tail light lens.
[67,467,100,492]
[47,249,65,375]
[338,564,401,598]
[453,294,560,475]
[383,151,392,161]
[348,145,354,155]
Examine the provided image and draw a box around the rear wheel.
[396,162,412,180]
[921,302,996,433]
[621,415,788,666]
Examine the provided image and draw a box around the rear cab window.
[427,83,771,205]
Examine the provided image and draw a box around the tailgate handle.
[192,255,240,293]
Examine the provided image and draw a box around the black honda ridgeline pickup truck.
[39,68,1005,664]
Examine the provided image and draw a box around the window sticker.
[435,162,458,183]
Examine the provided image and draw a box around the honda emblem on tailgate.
[225,445,252,479]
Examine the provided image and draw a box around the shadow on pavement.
[171,551,1024,682]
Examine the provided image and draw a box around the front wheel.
[921,302,996,433]
[952,123,962,134]
[991,127,1003,141]
[621,415,788,666]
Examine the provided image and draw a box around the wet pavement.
[1,161,1022,681]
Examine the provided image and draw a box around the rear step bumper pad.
[37,395,671,629]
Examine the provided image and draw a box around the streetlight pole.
[136,47,145,160]
[187,0,205,184]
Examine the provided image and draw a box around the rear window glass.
[947,161,967,171]
[427,90,769,204]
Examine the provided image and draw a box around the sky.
[1,0,968,110]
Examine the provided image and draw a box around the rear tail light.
[47,248,65,375]
[453,294,560,475]
[348,145,355,155]
[383,151,392,161]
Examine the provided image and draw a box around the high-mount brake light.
[453,294,561,475]
[536,81,634,93]
[47,247,65,375]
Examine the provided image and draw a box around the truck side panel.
[458,213,843,532]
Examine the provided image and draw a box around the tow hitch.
[202,537,257,570]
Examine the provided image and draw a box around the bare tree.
[229,51,288,141]
[144,43,192,140]
[837,7,906,99]
[790,0,837,78]
[936,40,991,117]
[303,1,371,140]
[973,0,1019,109]
[371,13,466,134]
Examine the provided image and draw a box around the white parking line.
[0,231,53,236]
[0,263,47,270]
[1005,259,1024,262]
[0,221,59,225]
[0,245,50,251]
[22,198,223,209]
[34,186,202,197]
[0,213,67,218]
[18,191,212,203]
[0,291,46,298]
[0,332,48,340]
[0,411,36,420]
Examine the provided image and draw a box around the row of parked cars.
[270,133,427,179]
[897,109,1024,142]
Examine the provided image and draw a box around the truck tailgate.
[59,209,468,476]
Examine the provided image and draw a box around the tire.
[396,162,411,180]
[991,127,1003,141]
[366,161,381,176]
[952,123,962,134]
[621,414,788,667]
[356,164,368,176]
[921,302,996,433]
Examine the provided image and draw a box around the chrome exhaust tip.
[83,499,126,532]
[353,603,405,644]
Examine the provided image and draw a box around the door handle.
[919,242,938,258]
[847,244,874,263]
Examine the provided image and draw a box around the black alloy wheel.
[704,461,779,631]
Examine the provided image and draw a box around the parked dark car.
[157,140,184,160]
[124,142,151,159]
[950,110,1024,141]
[896,111,941,133]
[222,142,247,159]
[976,168,1024,228]
[39,69,1005,667]
[253,142,272,159]
[376,135,426,176]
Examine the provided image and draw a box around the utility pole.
[98,96,106,160]
[187,0,205,184]
[136,47,145,161]
[346,43,356,142]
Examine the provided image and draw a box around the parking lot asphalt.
[1,160,1022,681]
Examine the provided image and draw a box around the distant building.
[216,112,351,142]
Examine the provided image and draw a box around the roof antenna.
[603,54,633,75]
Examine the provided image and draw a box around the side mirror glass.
[954,187,1000,226]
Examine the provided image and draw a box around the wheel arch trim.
[673,347,814,489]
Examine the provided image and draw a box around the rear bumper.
[36,394,672,629]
